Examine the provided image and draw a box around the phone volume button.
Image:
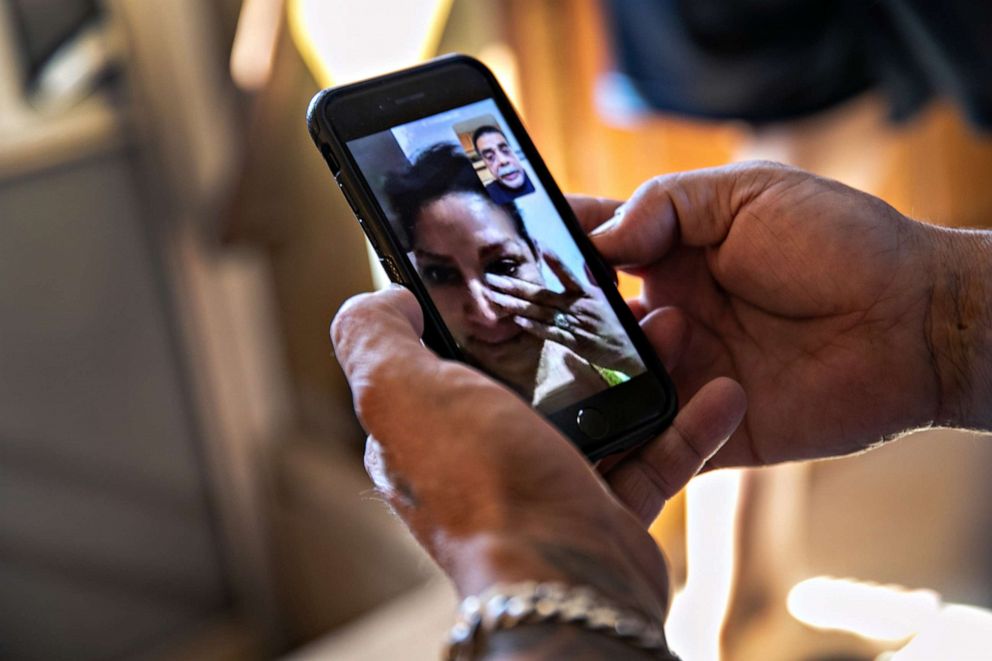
[321,145,340,175]
[379,256,403,283]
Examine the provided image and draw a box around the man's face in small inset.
[475,130,527,189]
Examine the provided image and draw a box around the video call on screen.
[348,99,644,413]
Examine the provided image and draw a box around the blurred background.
[1,1,991,659]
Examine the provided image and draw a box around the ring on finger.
[552,311,572,331]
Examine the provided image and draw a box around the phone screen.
[346,99,645,413]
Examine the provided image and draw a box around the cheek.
[516,261,545,286]
[427,286,470,329]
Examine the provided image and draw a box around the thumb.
[331,285,437,427]
[567,193,624,234]
[589,165,754,269]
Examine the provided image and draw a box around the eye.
[422,265,462,285]
[486,258,521,277]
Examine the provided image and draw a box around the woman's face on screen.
[411,191,545,389]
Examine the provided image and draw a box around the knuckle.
[641,176,668,204]
[734,159,799,186]
[330,292,377,347]
[635,425,701,500]
[363,435,386,484]
[738,158,786,171]
[633,456,681,502]
[652,170,687,192]
[672,419,707,463]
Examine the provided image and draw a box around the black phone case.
[307,54,677,461]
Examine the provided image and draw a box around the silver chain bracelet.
[443,581,679,660]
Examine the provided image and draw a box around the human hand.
[570,161,978,469]
[483,249,642,374]
[330,286,745,632]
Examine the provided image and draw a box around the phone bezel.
[308,54,677,459]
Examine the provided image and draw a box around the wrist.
[441,528,668,622]
[927,226,992,431]
[447,582,674,661]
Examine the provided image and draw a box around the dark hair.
[383,143,534,253]
[470,125,506,154]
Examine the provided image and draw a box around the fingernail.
[589,204,625,237]
[484,274,509,285]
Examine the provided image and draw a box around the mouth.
[463,324,544,372]
[497,166,524,187]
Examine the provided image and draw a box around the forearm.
[928,227,992,431]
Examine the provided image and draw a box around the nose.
[466,279,501,326]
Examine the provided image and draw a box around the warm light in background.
[286,0,455,289]
[476,41,520,109]
[891,604,992,660]
[787,577,940,642]
[788,576,992,657]
[287,0,453,87]
[666,470,743,661]
[231,0,284,91]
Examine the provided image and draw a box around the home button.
[576,408,609,440]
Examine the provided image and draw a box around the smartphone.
[307,54,676,460]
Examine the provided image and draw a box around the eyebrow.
[414,249,454,263]
[479,138,509,151]
[415,240,520,263]
[479,240,519,259]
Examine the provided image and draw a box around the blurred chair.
[0,0,277,657]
